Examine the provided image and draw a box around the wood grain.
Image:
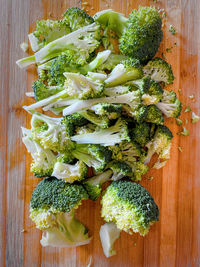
[1,0,200,266]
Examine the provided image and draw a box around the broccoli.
[143,58,174,85]
[156,90,182,118]
[191,112,200,124]
[83,170,113,201]
[63,7,94,31]
[17,22,101,67]
[30,112,70,152]
[97,54,128,71]
[63,90,141,116]
[144,125,173,164]
[61,113,88,137]
[136,105,164,125]
[130,161,149,181]
[130,122,151,147]
[119,6,163,63]
[72,144,112,172]
[104,85,131,97]
[51,161,88,183]
[79,110,110,128]
[22,127,57,177]
[28,19,71,52]
[90,103,122,119]
[32,79,63,101]
[63,72,104,100]
[101,180,159,236]
[30,177,91,247]
[99,222,121,258]
[105,58,143,87]
[108,160,133,181]
[94,9,128,37]
[142,80,163,105]
[128,76,151,94]
[71,118,130,146]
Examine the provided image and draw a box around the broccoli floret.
[31,112,69,152]
[71,118,130,146]
[110,141,141,162]
[72,144,112,172]
[156,90,182,118]
[75,124,96,135]
[142,80,163,105]
[101,180,159,236]
[98,54,128,71]
[130,122,151,147]
[91,103,122,119]
[94,9,128,37]
[105,58,143,87]
[51,161,88,183]
[136,105,164,125]
[104,85,131,97]
[63,90,141,116]
[28,19,71,52]
[61,113,88,137]
[99,222,121,258]
[85,50,112,72]
[79,110,110,128]
[33,79,63,101]
[83,170,113,201]
[128,76,151,94]
[143,58,174,85]
[22,127,57,177]
[119,6,163,63]
[108,160,133,181]
[130,161,149,181]
[64,72,104,100]
[30,177,90,247]
[145,125,173,164]
[63,7,94,31]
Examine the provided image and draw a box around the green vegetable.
[191,112,200,123]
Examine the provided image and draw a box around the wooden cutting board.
[1,0,200,266]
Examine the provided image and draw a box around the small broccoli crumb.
[20,42,28,52]
[153,160,167,169]
[178,127,189,136]
[178,146,183,152]
[166,46,173,53]
[176,118,183,125]
[191,112,200,124]
[147,176,154,181]
[169,25,176,35]
[20,229,27,233]
[185,119,188,124]
[188,95,194,100]
[178,89,181,94]
[184,106,191,112]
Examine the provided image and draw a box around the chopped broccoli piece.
[105,58,143,87]
[143,58,174,85]
[128,76,151,94]
[30,177,90,247]
[153,160,167,169]
[176,118,183,125]
[63,7,94,31]
[79,110,110,128]
[101,180,159,236]
[169,25,176,35]
[99,222,121,258]
[61,113,88,137]
[184,106,191,113]
[156,90,182,118]
[20,42,28,52]
[91,103,122,119]
[72,144,112,172]
[22,127,56,177]
[71,119,130,146]
[110,141,141,162]
[179,127,189,136]
[130,161,149,181]
[191,112,200,123]
[130,122,151,147]
[52,161,88,183]
[98,54,128,71]
[142,80,163,105]
[136,105,164,125]
[108,160,133,181]
[33,79,63,101]
[104,85,131,97]
[145,125,173,164]
[119,6,163,63]
[63,72,104,100]
[83,170,113,201]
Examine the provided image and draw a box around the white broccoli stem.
[156,102,177,117]
[51,162,82,181]
[63,92,139,115]
[28,33,40,52]
[16,55,36,68]
[99,222,121,258]
[86,170,113,186]
[88,50,111,71]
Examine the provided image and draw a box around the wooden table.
[1,0,200,266]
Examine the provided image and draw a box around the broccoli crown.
[110,141,141,162]
[108,160,133,180]
[142,80,163,105]
[64,72,104,100]
[143,57,174,85]
[130,122,151,147]
[33,19,71,50]
[105,59,143,87]
[64,7,94,31]
[52,161,88,183]
[33,79,62,101]
[156,90,182,118]
[83,170,113,201]
[91,103,122,120]
[101,180,159,235]
[129,76,151,94]
[72,144,112,172]
[61,113,88,137]
[80,110,110,129]
[30,177,88,214]
[136,105,164,125]
[119,6,163,63]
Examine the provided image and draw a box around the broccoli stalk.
[71,119,130,146]
[30,177,91,247]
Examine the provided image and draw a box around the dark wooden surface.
[1,0,200,266]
